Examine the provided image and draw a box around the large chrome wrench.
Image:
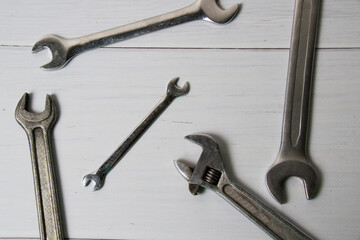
[83,78,190,191]
[15,93,63,240]
[32,0,240,70]
[266,0,320,204]
[175,134,313,240]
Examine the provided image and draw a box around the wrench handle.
[28,128,63,240]
[281,0,320,151]
[220,182,312,240]
[70,2,201,54]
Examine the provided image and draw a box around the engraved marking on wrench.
[15,93,64,240]
[83,77,190,191]
[32,0,240,70]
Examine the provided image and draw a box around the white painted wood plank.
[0,0,359,49]
[0,47,359,240]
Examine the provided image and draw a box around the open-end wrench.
[175,134,313,240]
[15,93,64,240]
[83,77,190,191]
[266,0,320,204]
[32,0,240,70]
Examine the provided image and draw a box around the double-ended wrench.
[83,78,190,191]
[33,0,240,70]
[175,134,313,240]
[266,0,320,203]
[16,93,64,240]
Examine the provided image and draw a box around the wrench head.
[266,161,317,204]
[32,34,72,70]
[166,77,190,98]
[82,173,104,191]
[199,0,240,24]
[15,93,57,130]
[184,134,225,194]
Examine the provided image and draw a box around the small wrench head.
[82,173,104,191]
[166,77,190,98]
[15,93,57,131]
[266,160,317,204]
[32,35,73,70]
[199,0,240,24]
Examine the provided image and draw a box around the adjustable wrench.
[175,134,313,240]
[83,77,190,191]
[15,93,64,240]
[32,0,240,70]
[266,0,320,203]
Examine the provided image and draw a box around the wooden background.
[0,0,359,239]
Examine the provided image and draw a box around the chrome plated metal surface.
[175,134,313,240]
[83,78,190,191]
[266,0,320,204]
[15,93,63,240]
[32,0,240,70]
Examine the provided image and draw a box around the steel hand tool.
[16,93,64,240]
[175,134,313,240]
[32,0,240,70]
[83,77,190,191]
[266,0,320,204]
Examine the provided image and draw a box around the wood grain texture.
[0,0,359,239]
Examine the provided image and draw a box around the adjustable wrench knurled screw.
[83,77,190,191]
[175,134,314,240]
[32,0,240,70]
[266,0,320,204]
[15,93,64,240]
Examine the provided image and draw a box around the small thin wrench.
[32,0,240,70]
[83,77,190,191]
[266,0,320,203]
[15,93,64,240]
[175,134,313,240]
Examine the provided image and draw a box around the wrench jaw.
[32,34,74,70]
[15,93,57,132]
[266,160,317,204]
[82,173,104,191]
[166,77,190,98]
[184,134,226,194]
[199,0,241,24]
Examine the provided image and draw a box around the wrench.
[15,93,64,240]
[32,0,240,70]
[83,77,190,191]
[175,134,313,240]
[266,0,320,204]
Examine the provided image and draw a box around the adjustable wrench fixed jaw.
[175,134,313,240]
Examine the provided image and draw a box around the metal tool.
[32,0,240,70]
[83,77,190,191]
[15,93,63,240]
[266,0,320,204]
[175,134,313,240]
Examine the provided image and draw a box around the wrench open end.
[82,173,103,191]
[15,93,56,128]
[167,77,190,98]
[266,161,317,204]
[32,34,72,70]
[199,0,241,24]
